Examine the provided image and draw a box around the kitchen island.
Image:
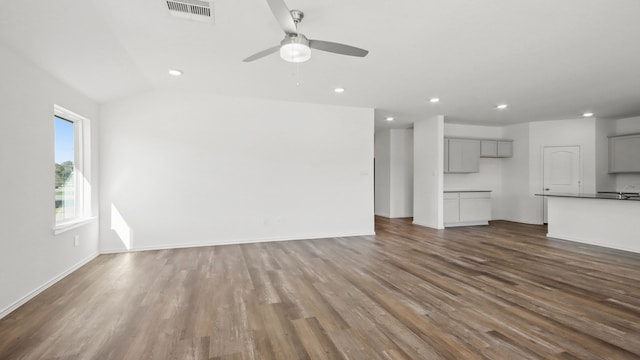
[537,193,640,253]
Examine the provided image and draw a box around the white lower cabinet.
[444,191,491,227]
[444,192,460,223]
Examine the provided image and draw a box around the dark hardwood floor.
[1,218,640,359]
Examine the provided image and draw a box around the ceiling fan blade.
[309,40,368,57]
[243,46,280,62]
[266,0,297,34]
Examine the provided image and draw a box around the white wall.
[413,116,444,229]
[375,129,413,218]
[616,116,640,133]
[501,123,539,223]
[614,116,640,191]
[0,43,100,318]
[389,129,413,218]
[374,130,391,217]
[444,124,504,219]
[99,91,374,252]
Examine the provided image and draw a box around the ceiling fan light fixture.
[243,1,368,63]
[280,35,311,63]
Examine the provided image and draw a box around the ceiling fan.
[243,0,369,63]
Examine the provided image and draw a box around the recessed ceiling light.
[429,97,440,103]
[496,104,508,110]
[583,112,594,117]
[168,69,183,76]
[386,116,394,121]
[334,87,345,93]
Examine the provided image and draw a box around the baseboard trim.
[0,252,99,320]
[412,220,444,230]
[499,217,544,225]
[100,231,376,254]
[445,221,489,227]
[546,232,640,254]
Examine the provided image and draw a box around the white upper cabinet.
[481,140,513,158]
[497,141,513,157]
[447,138,480,173]
[445,138,513,173]
[480,140,498,157]
[609,134,640,173]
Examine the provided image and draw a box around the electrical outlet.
[74,235,79,247]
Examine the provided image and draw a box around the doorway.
[542,146,581,223]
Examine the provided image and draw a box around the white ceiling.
[1,0,639,128]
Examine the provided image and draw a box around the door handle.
[545,188,550,191]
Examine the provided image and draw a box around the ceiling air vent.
[166,0,214,23]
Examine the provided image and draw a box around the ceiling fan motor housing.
[290,10,304,24]
[281,33,309,47]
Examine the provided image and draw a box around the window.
[54,105,91,229]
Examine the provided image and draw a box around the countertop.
[535,192,640,201]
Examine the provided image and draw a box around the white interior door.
[543,146,581,223]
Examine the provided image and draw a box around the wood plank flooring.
[1,218,640,359]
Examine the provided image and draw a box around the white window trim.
[53,105,93,234]
[53,216,98,235]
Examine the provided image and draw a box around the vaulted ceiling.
[1,0,639,128]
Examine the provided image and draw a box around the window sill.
[53,216,97,235]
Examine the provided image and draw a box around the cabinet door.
[443,193,460,223]
[444,139,449,173]
[497,141,513,157]
[480,140,498,157]
[448,139,480,173]
[609,135,640,173]
[459,192,491,222]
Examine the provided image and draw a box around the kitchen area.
[443,137,512,227]
[538,131,640,253]
[375,115,640,252]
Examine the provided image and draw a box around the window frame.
[53,105,94,234]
